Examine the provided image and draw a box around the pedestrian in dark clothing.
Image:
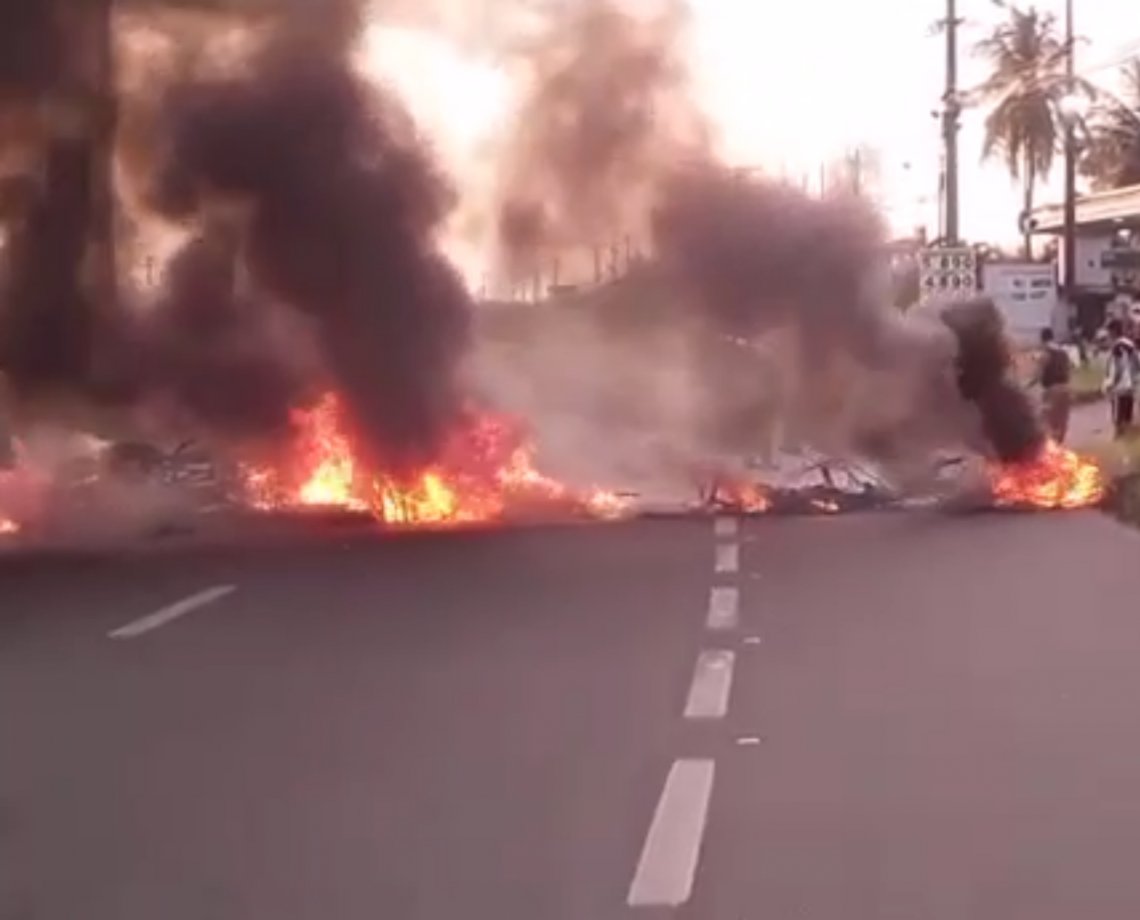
[1033,328,1072,442]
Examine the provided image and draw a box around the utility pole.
[942,0,961,245]
[1061,0,1078,311]
[938,152,947,242]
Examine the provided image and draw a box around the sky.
[689,0,1140,246]
[361,1,1140,259]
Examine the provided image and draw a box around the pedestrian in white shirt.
[1103,318,1140,439]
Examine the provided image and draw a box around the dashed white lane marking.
[683,650,736,719]
[714,542,739,574]
[706,586,739,631]
[108,585,237,640]
[713,516,738,538]
[627,759,716,907]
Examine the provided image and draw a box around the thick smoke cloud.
[148,20,471,466]
[652,168,887,348]
[131,228,318,438]
[2,1,473,469]
[492,0,706,281]
[478,0,1045,480]
[0,0,1047,497]
[141,3,472,462]
[940,298,1045,462]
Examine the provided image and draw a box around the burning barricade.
[1,393,633,543]
[694,452,901,517]
[687,442,1106,518]
[238,393,630,526]
[986,440,1105,510]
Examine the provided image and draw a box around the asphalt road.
[1071,400,1112,445]
[4,509,1140,919]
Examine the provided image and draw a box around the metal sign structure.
[919,246,977,303]
[980,261,1059,344]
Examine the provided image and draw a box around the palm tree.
[973,6,1090,257]
[1080,58,1140,190]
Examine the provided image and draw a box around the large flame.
[987,440,1106,510]
[0,452,32,538]
[243,393,627,525]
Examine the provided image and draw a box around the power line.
[1074,37,1140,79]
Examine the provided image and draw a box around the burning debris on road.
[696,455,901,517]
[0,0,1114,545]
[987,440,1105,511]
[238,392,628,525]
[0,401,632,541]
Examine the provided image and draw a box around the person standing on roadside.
[1103,318,1140,439]
[1033,328,1072,442]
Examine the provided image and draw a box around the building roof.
[1029,183,1140,233]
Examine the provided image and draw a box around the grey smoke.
[472,0,1041,492]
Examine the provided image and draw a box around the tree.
[1080,58,1140,190]
[973,6,1090,258]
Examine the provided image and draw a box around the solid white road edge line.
[713,516,738,538]
[683,650,736,719]
[714,542,739,574]
[108,585,237,640]
[627,759,716,908]
[706,586,739,631]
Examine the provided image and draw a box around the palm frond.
[974,4,1068,187]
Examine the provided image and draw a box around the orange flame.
[987,440,1106,510]
[0,464,26,536]
[243,393,629,525]
[708,475,771,513]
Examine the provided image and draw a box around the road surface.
[4,510,1140,919]
[1071,400,1112,446]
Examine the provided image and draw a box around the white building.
[1028,183,1140,334]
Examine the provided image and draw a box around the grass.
[1071,356,1107,403]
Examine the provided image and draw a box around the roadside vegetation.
[1071,355,1106,405]
[1076,428,1140,526]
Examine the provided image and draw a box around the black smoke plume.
[940,298,1045,462]
[651,167,888,351]
[1,2,472,470]
[131,228,317,438]
[147,18,470,466]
